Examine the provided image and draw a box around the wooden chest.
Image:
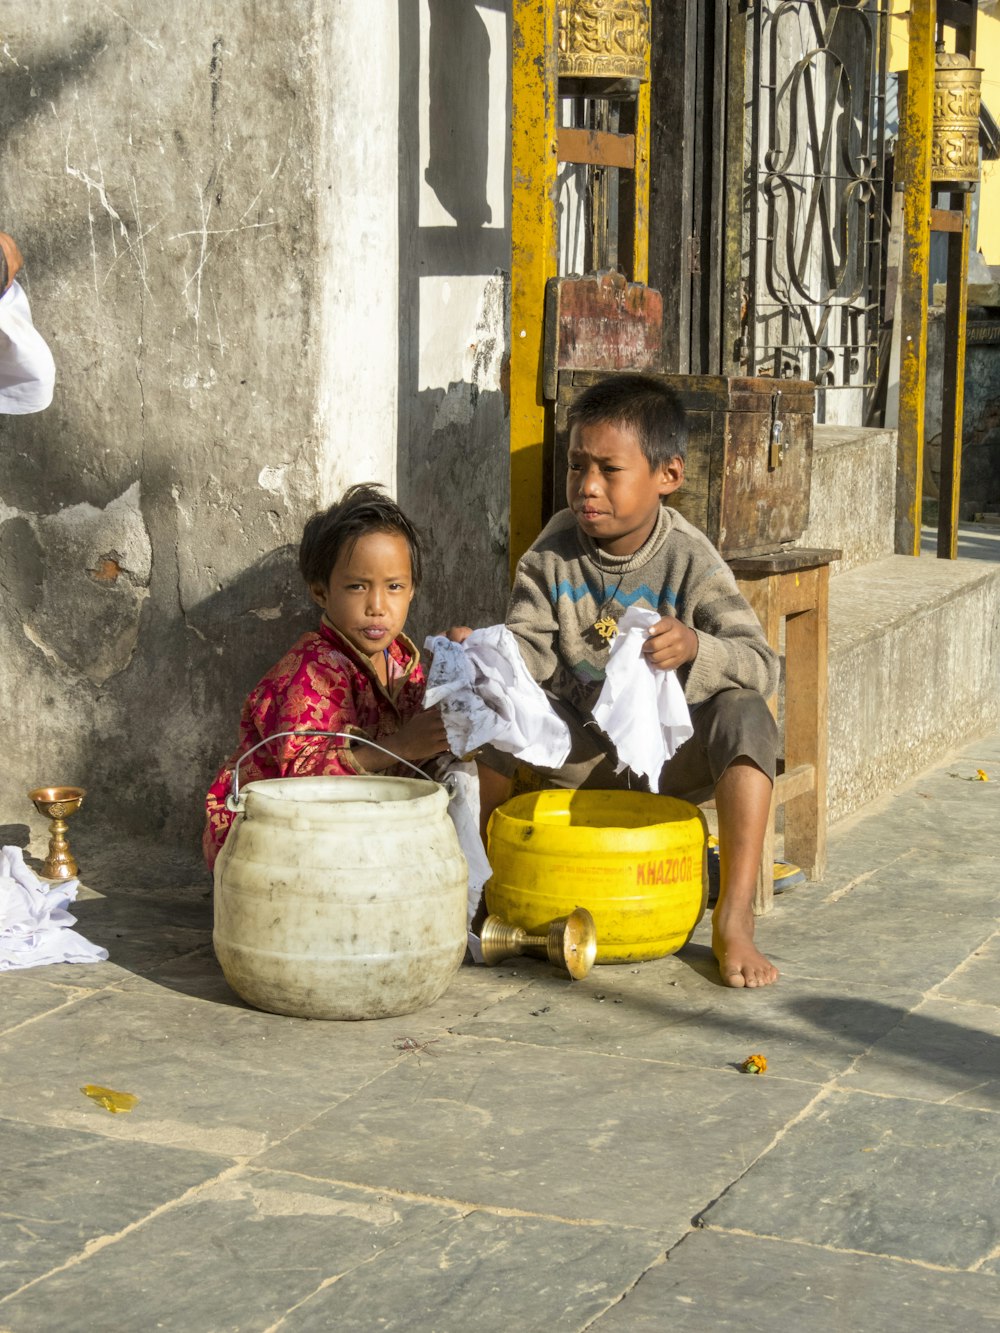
[553,371,816,559]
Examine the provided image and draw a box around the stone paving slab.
[4,893,214,993]
[112,948,534,1030]
[62,833,210,901]
[855,857,1000,918]
[699,1088,1000,1269]
[112,943,250,1008]
[453,959,923,1088]
[0,984,407,1156]
[0,973,95,1035]
[1,1118,226,1299]
[1,733,998,1327]
[0,1169,463,1333]
[938,931,1000,1004]
[70,892,213,977]
[0,1169,664,1333]
[259,1036,815,1234]
[836,996,1000,1111]
[810,832,936,893]
[765,894,995,989]
[282,1207,665,1332]
[591,1229,1000,1331]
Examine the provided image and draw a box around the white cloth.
[0,281,55,414]
[592,606,694,790]
[439,760,493,933]
[0,846,107,970]
[424,627,571,768]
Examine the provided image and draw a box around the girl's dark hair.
[566,373,688,467]
[298,483,423,589]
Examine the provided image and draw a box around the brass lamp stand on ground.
[28,786,85,881]
[479,906,598,980]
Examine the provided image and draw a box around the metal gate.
[743,0,890,395]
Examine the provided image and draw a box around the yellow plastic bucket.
[486,789,707,964]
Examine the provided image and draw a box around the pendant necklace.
[591,550,642,646]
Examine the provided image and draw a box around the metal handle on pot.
[226,729,433,811]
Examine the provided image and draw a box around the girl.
[203,483,449,868]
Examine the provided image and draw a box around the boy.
[472,374,780,988]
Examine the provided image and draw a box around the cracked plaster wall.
[0,3,513,848]
[0,5,401,842]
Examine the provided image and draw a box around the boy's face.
[566,420,683,556]
[310,530,415,662]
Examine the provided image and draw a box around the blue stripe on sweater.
[551,580,677,613]
[570,659,607,682]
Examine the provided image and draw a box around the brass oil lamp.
[480,906,598,979]
[28,786,85,880]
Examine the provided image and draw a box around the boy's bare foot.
[711,902,779,988]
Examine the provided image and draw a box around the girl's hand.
[641,617,698,671]
[354,708,451,771]
[360,707,450,771]
[392,705,451,761]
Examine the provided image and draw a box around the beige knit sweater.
[507,504,779,717]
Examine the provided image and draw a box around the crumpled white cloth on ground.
[424,627,571,768]
[0,845,107,970]
[0,281,56,414]
[592,606,694,790]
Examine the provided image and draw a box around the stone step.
[797,425,897,574]
[825,553,1000,823]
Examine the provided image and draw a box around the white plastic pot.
[213,774,467,1020]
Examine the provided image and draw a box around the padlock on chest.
[768,390,785,470]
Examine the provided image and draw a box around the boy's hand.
[0,233,23,295]
[641,616,698,671]
[443,625,473,644]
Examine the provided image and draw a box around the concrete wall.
[0,2,512,849]
[796,425,898,573]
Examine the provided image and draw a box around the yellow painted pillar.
[632,79,651,284]
[895,0,935,556]
[510,0,559,572]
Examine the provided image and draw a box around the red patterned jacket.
[203,617,426,869]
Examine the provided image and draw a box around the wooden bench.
[727,547,841,915]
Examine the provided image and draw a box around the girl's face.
[310,530,415,662]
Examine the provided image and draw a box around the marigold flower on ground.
[741,1053,767,1075]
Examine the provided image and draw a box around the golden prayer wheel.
[931,51,982,189]
[557,0,650,93]
[899,47,982,191]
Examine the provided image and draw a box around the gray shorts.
[480,688,777,804]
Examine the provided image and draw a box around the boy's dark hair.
[298,483,423,589]
[566,373,688,467]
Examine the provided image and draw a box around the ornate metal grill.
[745,0,889,390]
